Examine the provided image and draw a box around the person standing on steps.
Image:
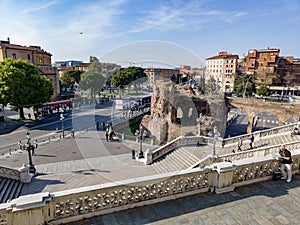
[279,145,293,183]
[249,134,254,149]
[237,138,243,151]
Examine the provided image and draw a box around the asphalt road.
[0,102,126,156]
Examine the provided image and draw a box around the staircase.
[219,132,300,155]
[151,147,203,173]
[0,177,24,203]
[150,131,300,174]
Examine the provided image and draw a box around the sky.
[1,0,300,67]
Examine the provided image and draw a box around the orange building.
[0,38,59,100]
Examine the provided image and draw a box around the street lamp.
[196,113,202,136]
[60,113,65,138]
[213,126,220,157]
[26,131,36,175]
[135,124,147,159]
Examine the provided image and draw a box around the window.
[27,54,31,60]
[12,53,16,59]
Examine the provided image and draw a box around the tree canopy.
[256,85,272,96]
[205,76,219,95]
[60,70,83,89]
[80,58,120,98]
[234,73,256,98]
[111,66,147,90]
[0,58,53,118]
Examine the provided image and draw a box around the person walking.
[237,138,243,151]
[249,134,254,149]
[279,145,293,183]
[105,124,109,142]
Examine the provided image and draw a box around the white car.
[270,93,280,97]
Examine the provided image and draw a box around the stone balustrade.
[147,135,216,165]
[0,164,31,183]
[222,122,299,146]
[0,152,299,225]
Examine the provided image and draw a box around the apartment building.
[205,52,239,93]
[244,48,300,87]
[144,67,179,85]
[0,38,59,100]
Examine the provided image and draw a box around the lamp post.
[135,124,147,159]
[213,126,220,157]
[26,131,36,175]
[196,113,202,136]
[60,113,65,138]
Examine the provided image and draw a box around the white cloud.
[21,1,58,14]
[130,1,250,33]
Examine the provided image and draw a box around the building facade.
[0,38,59,100]
[205,52,239,93]
[243,48,300,88]
[144,68,179,86]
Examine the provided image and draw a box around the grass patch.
[117,122,141,136]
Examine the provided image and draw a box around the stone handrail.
[149,135,216,164]
[1,153,299,225]
[190,140,300,170]
[219,141,300,163]
[0,165,20,181]
[0,164,32,183]
[151,136,182,161]
[222,122,299,146]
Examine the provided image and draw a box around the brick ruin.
[142,81,227,143]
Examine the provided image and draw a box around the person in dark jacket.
[279,145,293,183]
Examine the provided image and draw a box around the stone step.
[0,178,12,203]
[0,178,24,203]
[151,147,201,173]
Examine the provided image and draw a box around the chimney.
[7,37,10,44]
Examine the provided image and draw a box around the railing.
[0,165,20,181]
[190,140,300,170]
[0,153,299,225]
[149,136,214,164]
[0,164,31,183]
[222,122,298,146]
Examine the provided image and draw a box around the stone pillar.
[144,149,153,165]
[18,164,32,183]
[211,162,236,194]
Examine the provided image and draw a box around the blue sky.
[1,0,299,67]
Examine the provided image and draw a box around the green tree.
[111,66,147,91]
[60,70,83,90]
[205,76,219,95]
[0,58,53,119]
[234,74,256,98]
[197,76,205,95]
[80,58,120,98]
[256,85,271,96]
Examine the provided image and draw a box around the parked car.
[270,93,280,97]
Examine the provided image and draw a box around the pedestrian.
[31,144,35,156]
[249,134,254,149]
[71,129,75,138]
[18,141,22,150]
[96,121,100,131]
[34,139,38,149]
[105,126,109,142]
[237,138,243,151]
[278,145,293,183]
